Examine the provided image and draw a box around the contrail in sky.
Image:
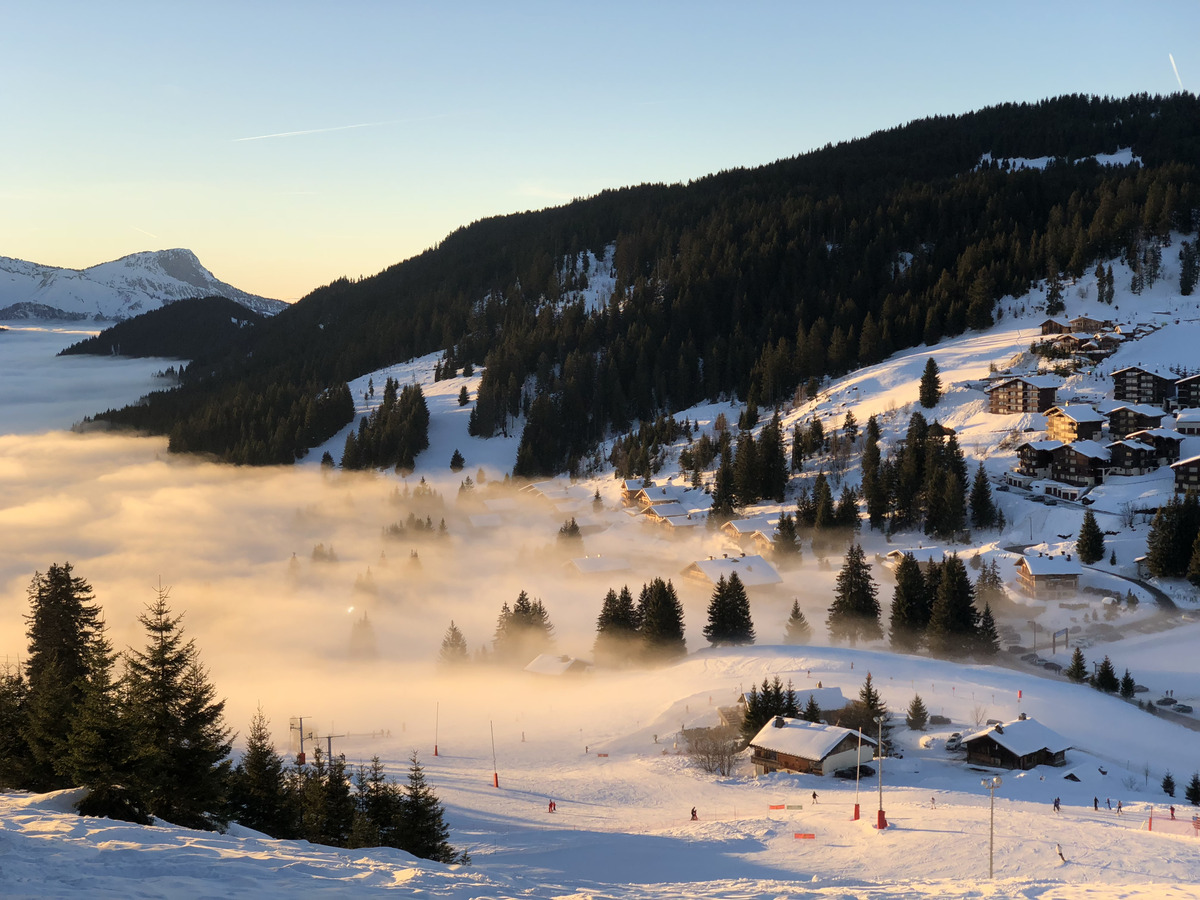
[1169,53,1183,90]
[132,226,159,239]
[234,121,386,142]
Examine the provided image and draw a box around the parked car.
[1020,652,1039,662]
[1044,496,1058,505]
[995,483,1010,492]
[945,733,963,752]
[1133,684,1149,693]
[929,714,952,726]
[834,764,874,779]
[1174,704,1194,714]
[1043,662,1064,674]
[1030,494,1046,503]
[1156,697,1177,706]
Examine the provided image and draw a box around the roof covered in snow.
[749,717,876,761]
[683,554,783,587]
[1019,554,1082,576]
[722,514,779,535]
[1108,403,1167,418]
[567,556,631,575]
[1063,440,1111,461]
[962,717,1071,757]
[1046,405,1105,424]
[985,374,1060,391]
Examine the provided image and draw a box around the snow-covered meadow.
[3,252,1200,898]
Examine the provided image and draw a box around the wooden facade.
[1172,456,1200,495]
[1049,442,1109,486]
[986,376,1058,414]
[1045,406,1104,443]
[1177,374,1200,409]
[1112,366,1175,407]
[1107,405,1166,439]
[1016,441,1059,478]
[1016,554,1080,601]
[1106,439,1156,476]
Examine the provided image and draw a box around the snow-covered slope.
[0,249,286,320]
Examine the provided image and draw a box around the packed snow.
[3,241,1200,898]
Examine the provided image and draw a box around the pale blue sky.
[1,2,1195,299]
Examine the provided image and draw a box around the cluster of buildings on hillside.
[987,352,1200,497]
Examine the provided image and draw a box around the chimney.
[773,716,785,728]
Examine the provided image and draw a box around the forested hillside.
[95,93,1200,471]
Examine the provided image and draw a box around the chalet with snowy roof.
[882,547,946,573]
[1051,332,1094,354]
[1045,405,1104,443]
[720,514,779,549]
[1106,438,1157,476]
[1175,409,1200,436]
[640,501,689,522]
[963,717,1070,770]
[682,554,782,589]
[523,654,590,677]
[1016,440,1061,479]
[1176,374,1200,409]
[621,479,648,506]
[1050,440,1110,487]
[748,716,876,777]
[985,375,1059,414]
[1068,314,1112,333]
[565,555,631,576]
[1112,366,1175,407]
[1126,428,1186,465]
[1039,318,1070,335]
[1107,404,1167,439]
[1015,553,1081,601]
[1171,455,1200,495]
[660,515,703,535]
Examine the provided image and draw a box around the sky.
[1,2,1196,301]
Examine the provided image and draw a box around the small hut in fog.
[682,554,782,589]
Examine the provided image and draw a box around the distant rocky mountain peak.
[0,249,287,321]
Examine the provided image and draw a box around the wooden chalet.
[1106,404,1166,439]
[748,717,876,777]
[1051,333,1094,354]
[882,547,946,574]
[985,375,1059,414]
[621,479,648,506]
[1016,553,1080,601]
[682,554,782,589]
[720,514,778,549]
[1016,440,1060,479]
[1045,405,1104,443]
[1106,438,1157,476]
[1125,428,1185,466]
[1172,455,1200,495]
[1050,440,1110,486]
[1039,318,1070,335]
[1177,373,1200,409]
[1068,314,1112,333]
[963,717,1070,770]
[1112,365,1175,407]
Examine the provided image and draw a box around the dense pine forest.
[93,93,1200,473]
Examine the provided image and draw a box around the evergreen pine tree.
[905,694,929,731]
[969,462,996,529]
[638,578,687,661]
[1186,772,1200,807]
[758,411,788,501]
[801,693,822,723]
[22,563,107,791]
[773,512,801,562]
[1077,509,1105,565]
[826,543,882,646]
[1065,647,1088,683]
[457,385,470,406]
[975,602,1000,657]
[926,554,979,658]
[594,586,640,666]
[783,599,812,644]
[0,664,30,790]
[123,583,232,830]
[228,707,297,838]
[709,444,736,522]
[450,449,465,471]
[919,358,942,409]
[439,621,469,666]
[888,552,931,653]
[703,574,755,646]
[1091,655,1119,693]
[398,752,467,863]
[1188,530,1200,588]
[1162,771,1176,797]
[1120,668,1137,700]
[492,591,555,663]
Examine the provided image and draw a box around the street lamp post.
[874,715,888,830]
[982,776,1003,878]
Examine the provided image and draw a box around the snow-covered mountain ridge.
[0,249,286,321]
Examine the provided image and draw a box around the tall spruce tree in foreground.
[801,692,822,723]
[229,708,297,838]
[888,552,931,652]
[969,462,996,529]
[975,602,1000,657]
[919,358,942,409]
[703,573,755,646]
[1065,647,1088,683]
[22,563,107,791]
[826,543,882,646]
[398,752,468,863]
[782,599,812,644]
[926,554,979,658]
[123,583,232,830]
[638,578,687,661]
[906,694,929,731]
[1092,655,1119,693]
[1120,668,1137,700]
[1077,509,1105,565]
